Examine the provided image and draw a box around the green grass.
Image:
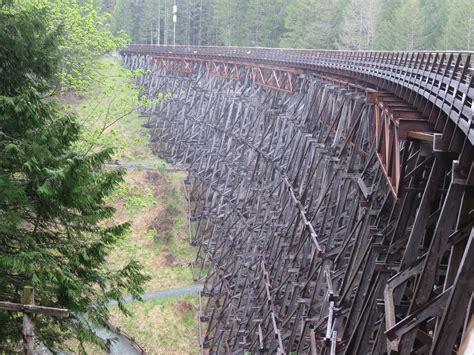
[111,182,157,216]
[110,296,200,354]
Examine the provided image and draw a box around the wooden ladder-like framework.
[123,47,473,355]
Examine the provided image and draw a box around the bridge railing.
[122,45,473,145]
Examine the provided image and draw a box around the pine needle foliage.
[109,0,474,50]
[0,2,148,352]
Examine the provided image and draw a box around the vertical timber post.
[22,286,34,355]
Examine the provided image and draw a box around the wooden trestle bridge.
[121,45,474,355]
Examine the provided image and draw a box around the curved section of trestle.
[123,53,474,355]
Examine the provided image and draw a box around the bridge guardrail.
[122,45,474,145]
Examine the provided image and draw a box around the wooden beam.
[22,286,34,355]
[431,229,474,354]
[0,301,69,317]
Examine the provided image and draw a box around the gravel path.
[108,283,204,306]
[106,160,184,172]
[95,327,140,355]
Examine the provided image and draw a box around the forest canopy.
[108,0,474,51]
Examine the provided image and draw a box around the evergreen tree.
[438,0,474,50]
[0,2,147,351]
[198,0,217,45]
[281,0,345,49]
[212,0,249,46]
[422,0,448,50]
[373,0,400,49]
[99,0,117,13]
[141,0,161,44]
[188,0,215,45]
[113,0,146,43]
[107,0,474,51]
[244,0,285,47]
[339,0,381,50]
[382,0,430,50]
[112,0,135,38]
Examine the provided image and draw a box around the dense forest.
[108,0,474,50]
